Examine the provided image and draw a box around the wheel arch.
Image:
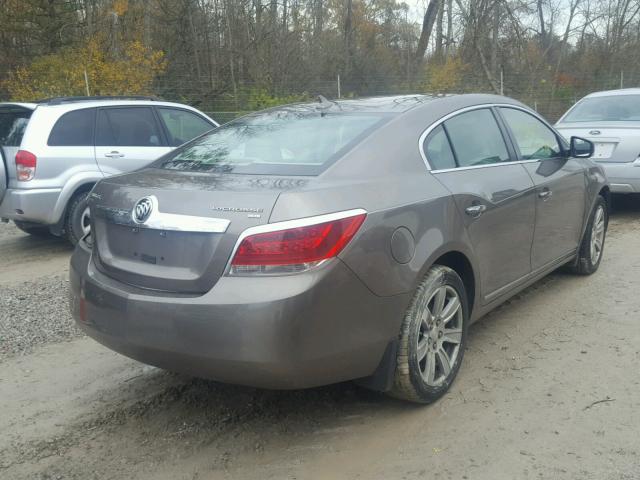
[599,185,611,212]
[431,250,477,320]
[50,176,100,235]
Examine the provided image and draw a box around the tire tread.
[388,265,467,404]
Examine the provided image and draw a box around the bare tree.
[415,0,441,62]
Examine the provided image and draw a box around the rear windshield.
[0,107,32,146]
[563,95,640,122]
[154,108,388,176]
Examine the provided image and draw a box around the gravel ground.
[1,199,640,480]
[0,274,81,359]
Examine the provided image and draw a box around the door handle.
[104,151,124,158]
[538,188,552,200]
[465,204,487,218]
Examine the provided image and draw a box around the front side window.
[96,107,163,147]
[48,108,95,146]
[500,108,560,160]
[155,108,388,176]
[562,95,640,122]
[423,125,456,170]
[158,108,214,146]
[444,109,510,167]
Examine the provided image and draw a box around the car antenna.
[316,94,342,114]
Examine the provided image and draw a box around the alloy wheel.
[81,206,91,236]
[416,285,463,387]
[590,205,605,265]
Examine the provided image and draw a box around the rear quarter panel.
[270,100,481,306]
[14,106,101,190]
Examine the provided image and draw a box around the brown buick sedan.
[70,94,609,403]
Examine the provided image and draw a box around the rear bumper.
[0,187,62,224]
[598,161,640,193]
[69,242,409,390]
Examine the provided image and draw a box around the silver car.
[69,94,609,404]
[0,96,217,244]
[556,88,640,193]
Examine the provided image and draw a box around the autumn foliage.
[4,38,166,101]
[425,57,470,94]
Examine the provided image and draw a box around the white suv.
[0,96,218,244]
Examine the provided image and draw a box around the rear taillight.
[229,210,366,275]
[15,150,37,181]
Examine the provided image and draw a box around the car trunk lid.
[556,122,640,163]
[89,168,309,294]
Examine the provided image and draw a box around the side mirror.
[569,136,594,158]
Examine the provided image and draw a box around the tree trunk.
[537,0,547,48]
[142,0,151,48]
[187,3,202,80]
[415,0,441,62]
[224,0,237,106]
[476,43,501,94]
[435,0,444,58]
[313,0,323,38]
[491,0,500,77]
[344,0,354,79]
[446,0,452,56]
[552,0,580,96]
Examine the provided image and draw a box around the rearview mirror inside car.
[570,136,594,158]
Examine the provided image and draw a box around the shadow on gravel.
[610,193,640,216]
[5,367,417,476]
[38,371,415,475]
[7,231,72,252]
[102,370,410,434]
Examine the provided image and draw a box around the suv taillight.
[15,150,37,181]
[229,211,366,275]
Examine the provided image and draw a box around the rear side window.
[96,107,164,147]
[444,109,510,167]
[48,108,95,146]
[500,108,561,160]
[423,125,456,170]
[0,108,32,146]
[158,108,213,146]
[155,110,388,176]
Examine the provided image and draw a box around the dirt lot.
[1,198,640,480]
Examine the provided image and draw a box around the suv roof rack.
[36,95,161,105]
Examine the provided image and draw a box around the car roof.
[584,88,640,98]
[261,93,525,116]
[33,99,203,111]
[0,102,38,110]
[309,94,439,113]
[0,98,218,125]
[1,98,203,112]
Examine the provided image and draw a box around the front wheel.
[569,195,608,275]
[388,265,469,404]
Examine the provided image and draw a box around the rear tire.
[13,220,51,237]
[65,191,91,246]
[388,265,469,404]
[568,195,608,275]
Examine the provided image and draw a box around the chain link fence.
[2,69,638,124]
[160,70,639,125]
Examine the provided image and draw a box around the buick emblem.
[132,197,154,224]
[589,130,601,135]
